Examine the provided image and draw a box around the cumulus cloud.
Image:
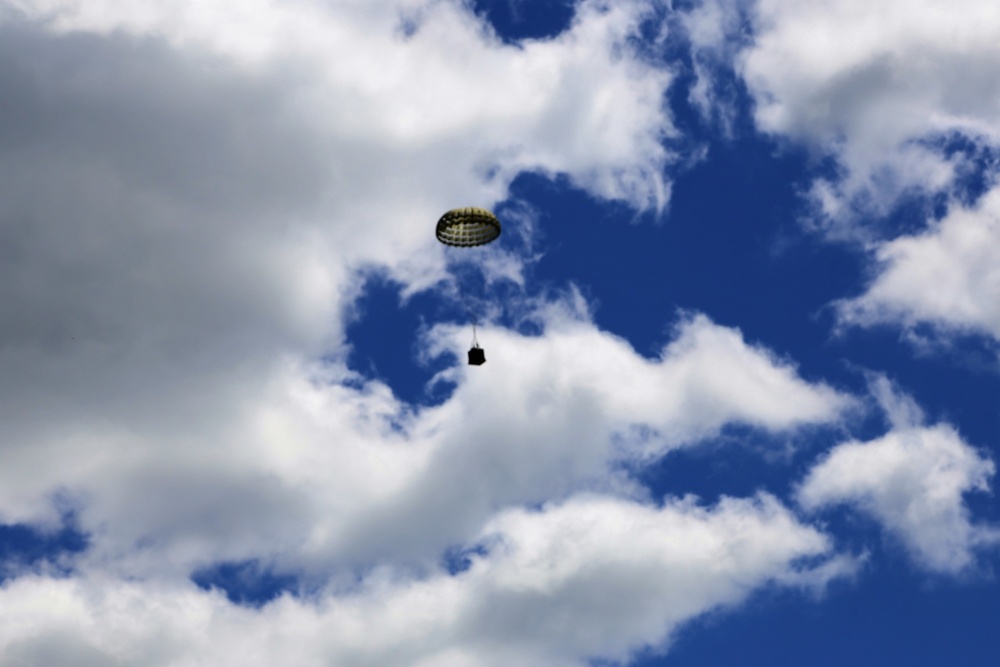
[0,0,675,529]
[798,396,1000,573]
[0,3,861,663]
[836,184,1000,343]
[4,0,676,210]
[743,0,1000,221]
[684,0,1000,229]
[306,308,852,567]
[681,0,1000,355]
[0,493,852,667]
[23,305,850,581]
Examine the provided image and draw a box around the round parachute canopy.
[435,207,501,247]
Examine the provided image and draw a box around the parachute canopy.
[435,207,501,247]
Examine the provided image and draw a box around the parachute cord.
[465,302,480,348]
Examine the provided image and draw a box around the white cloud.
[0,2,861,664]
[0,0,687,527]
[837,184,1000,342]
[24,306,849,581]
[3,0,675,213]
[684,0,1000,226]
[679,0,750,134]
[0,0,675,536]
[0,493,852,667]
[681,0,1000,352]
[798,419,1000,573]
[296,309,850,567]
[866,373,924,430]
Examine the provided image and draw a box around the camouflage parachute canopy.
[435,207,501,247]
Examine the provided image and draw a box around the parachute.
[436,207,501,365]
[435,207,502,247]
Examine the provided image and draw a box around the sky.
[0,0,998,665]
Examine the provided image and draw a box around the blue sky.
[1,0,999,665]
